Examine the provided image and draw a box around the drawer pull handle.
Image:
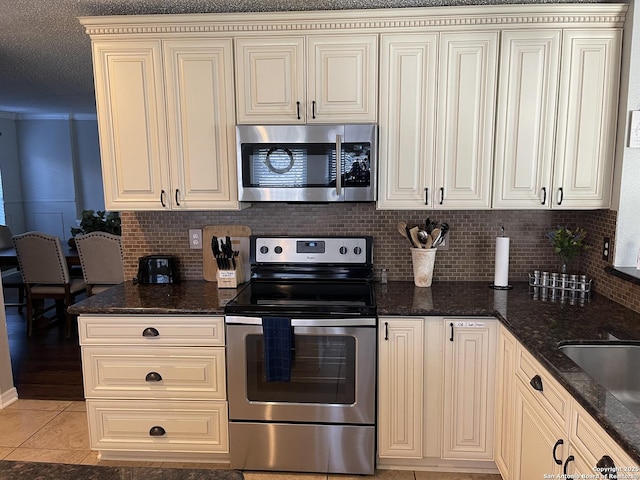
[149,426,166,437]
[145,372,162,382]
[596,455,617,478]
[530,374,544,392]
[552,439,564,465]
[142,327,160,337]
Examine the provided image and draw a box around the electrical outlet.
[602,236,611,262]
[189,229,203,249]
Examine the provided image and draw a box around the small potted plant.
[69,210,121,247]
[546,225,588,273]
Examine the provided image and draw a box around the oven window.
[245,333,356,404]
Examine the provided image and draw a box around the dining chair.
[74,232,124,296]
[0,225,25,312]
[13,232,86,338]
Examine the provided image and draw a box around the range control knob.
[353,246,362,255]
[274,246,283,254]
[339,246,348,255]
[259,245,269,254]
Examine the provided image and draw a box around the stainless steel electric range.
[224,236,376,475]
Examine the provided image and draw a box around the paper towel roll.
[494,237,510,287]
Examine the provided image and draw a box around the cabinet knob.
[563,455,575,475]
[142,327,160,337]
[596,455,617,477]
[175,189,180,206]
[145,371,162,382]
[530,374,544,392]
[160,190,166,208]
[541,187,547,205]
[149,426,166,437]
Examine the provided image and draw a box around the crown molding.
[79,3,628,36]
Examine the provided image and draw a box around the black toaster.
[135,255,180,284]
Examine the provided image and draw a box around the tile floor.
[0,399,502,480]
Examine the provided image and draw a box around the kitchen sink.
[559,343,640,417]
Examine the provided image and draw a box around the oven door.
[225,317,376,425]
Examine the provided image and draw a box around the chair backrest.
[74,232,124,286]
[13,232,70,284]
[0,225,14,249]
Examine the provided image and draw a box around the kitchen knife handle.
[384,322,389,341]
[449,322,454,341]
[440,187,444,205]
[160,190,166,208]
[296,101,301,120]
[424,187,429,205]
[552,439,564,465]
[175,189,180,206]
[541,187,547,205]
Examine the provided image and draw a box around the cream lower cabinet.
[234,34,378,124]
[78,315,229,463]
[90,37,240,211]
[378,31,498,210]
[378,316,498,472]
[498,325,639,479]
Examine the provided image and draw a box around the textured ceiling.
[0,0,603,116]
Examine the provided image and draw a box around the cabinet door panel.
[435,32,498,209]
[493,30,561,209]
[378,318,424,459]
[93,41,169,210]
[442,319,497,460]
[307,35,378,122]
[235,37,305,123]
[164,39,239,209]
[553,29,621,208]
[378,34,438,209]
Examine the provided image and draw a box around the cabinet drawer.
[82,346,225,400]
[516,345,571,430]
[571,401,639,472]
[87,399,228,453]
[78,315,224,346]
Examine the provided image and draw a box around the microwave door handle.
[336,134,343,196]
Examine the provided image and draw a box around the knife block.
[216,253,245,289]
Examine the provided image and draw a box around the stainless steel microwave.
[236,124,377,203]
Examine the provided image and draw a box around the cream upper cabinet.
[442,318,497,461]
[553,29,622,209]
[235,34,378,124]
[494,28,622,209]
[492,30,561,209]
[92,38,240,211]
[377,33,438,209]
[378,31,498,210]
[93,40,169,211]
[163,39,239,210]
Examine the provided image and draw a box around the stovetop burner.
[224,236,376,317]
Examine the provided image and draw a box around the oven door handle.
[225,316,376,327]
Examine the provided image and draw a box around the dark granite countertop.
[376,281,640,464]
[69,280,242,316]
[69,279,640,465]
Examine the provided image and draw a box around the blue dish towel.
[262,317,292,382]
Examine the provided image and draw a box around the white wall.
[72,118,104,216]
[614,0,640,267]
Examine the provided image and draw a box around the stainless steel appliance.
[236,124,377,203]
[134,255,180,284]
[224,236,376,475]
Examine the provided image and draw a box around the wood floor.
[5,297,85,401]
